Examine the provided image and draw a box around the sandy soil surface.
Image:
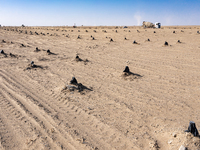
[0,25,200,150]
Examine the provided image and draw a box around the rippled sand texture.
[0,25,200,150]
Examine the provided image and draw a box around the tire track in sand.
[0,69,139,150]
[0,70,89,150]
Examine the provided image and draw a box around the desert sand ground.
[0,25,200,150]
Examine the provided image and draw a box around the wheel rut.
[0,70,88,150]
[0,69,138,150]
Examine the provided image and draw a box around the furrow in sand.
[0,70,115,149]
[0,89,61,150]
[0,95,20,150]
[0,69,139,150]
[0,73,88,150]
[0,92,54,150]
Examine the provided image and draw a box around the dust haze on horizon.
[0,0,200,26]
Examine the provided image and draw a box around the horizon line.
[1,25,200,27]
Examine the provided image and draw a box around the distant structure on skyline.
[155,22,161,28]
[142,21,155,28]
[142,21,161,28]
[73,23,77,28]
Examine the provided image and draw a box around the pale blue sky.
[0,0,200,26]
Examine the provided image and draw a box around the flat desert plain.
[0,26,200,150]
